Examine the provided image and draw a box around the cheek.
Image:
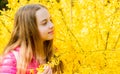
[38,27,48,37]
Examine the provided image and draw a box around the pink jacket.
[0,47,39,74]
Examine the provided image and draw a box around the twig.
[113,33,120,50]
[105,32,109,50]
[0,18,11,33]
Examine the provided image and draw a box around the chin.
[48,36,54,40]
[43,35,54,41]
[45,37,53,40]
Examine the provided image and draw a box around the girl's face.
[36,8,54,41]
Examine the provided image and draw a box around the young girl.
[0,4,63,74]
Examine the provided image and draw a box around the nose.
[48,21,54,29]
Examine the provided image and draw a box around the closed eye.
[41,19,48,25]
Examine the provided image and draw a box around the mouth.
[48,30,54,34]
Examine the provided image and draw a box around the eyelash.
[43,21,47,25]
[42,19,53,25]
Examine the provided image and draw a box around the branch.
[113,33,120,50]
[0,18,11,34]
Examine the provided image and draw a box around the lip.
[48,30,54,34]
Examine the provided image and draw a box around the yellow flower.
[36,56,60,73]
[30,69,34,74]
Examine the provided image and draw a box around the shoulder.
[0,51,17,74]
[1,51,16,64]
[1,47,20,64]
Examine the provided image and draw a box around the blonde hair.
[3,4,53,74]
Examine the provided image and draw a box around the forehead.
[36,8,50,21]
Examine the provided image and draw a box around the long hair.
[3,4,53,74]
